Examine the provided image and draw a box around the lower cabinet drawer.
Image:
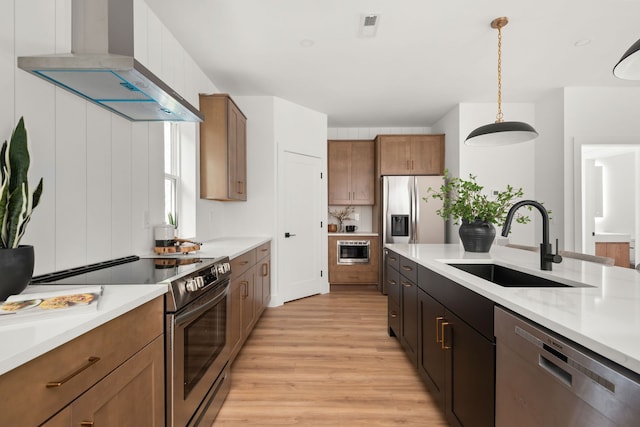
[0,297,164,427]
[331,269,378,284]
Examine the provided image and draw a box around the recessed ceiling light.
[300,39,315,48]
[574,38,592,47]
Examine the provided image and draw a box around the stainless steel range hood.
[17,0,203,122]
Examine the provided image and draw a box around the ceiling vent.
[359,14,380,38]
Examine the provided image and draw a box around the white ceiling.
[146,0,640,127]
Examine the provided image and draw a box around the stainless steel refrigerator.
[381,175,445,292]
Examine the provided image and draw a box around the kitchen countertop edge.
[0,284,168,376]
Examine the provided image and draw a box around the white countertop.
[1,237,271,377]
[386,243,640,375]
[0,284,167,375]
[142,236,272,260]
[594,232,632,243]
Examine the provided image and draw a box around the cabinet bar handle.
[435,316,444,343]
[239,260,249,266]
[411,160,415,170]
[80,422,94,427]
[401,265,413,271]
[389,256,397,261]
[441,322,451,350]
[390,312,398,318]
[387,279,397,286]
[46,357,100,388]
[262,263,269,276]
[406,160,410,170]
[401,281,412,288]
[241,280,249,298]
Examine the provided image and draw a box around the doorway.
[578,144,639,265]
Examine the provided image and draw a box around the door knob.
[285,232,296,238]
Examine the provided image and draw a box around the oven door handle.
[175,281,229,326]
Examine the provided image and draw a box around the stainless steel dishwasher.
[495,307,640,427]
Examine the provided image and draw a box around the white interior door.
[278,151,325,303]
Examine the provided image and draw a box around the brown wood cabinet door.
[596,242,630,267]
[62,336,165,427]
[378,135,412,175]
[241,267,257,338]
[228,102,247,200]
[328,141,352,204]
[350,140,375,204]
[260,256,271,311]
[229,276,244,361]
[410,135,444,175]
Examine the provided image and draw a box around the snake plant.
[0,117,43,248]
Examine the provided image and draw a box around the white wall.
[455,103,537,246]
[5,0,216,274]
[534,89,565,248]
[596,153,636,236]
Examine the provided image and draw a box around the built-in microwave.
[337,240,371,264]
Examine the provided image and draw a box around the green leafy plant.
[424,170,529,227]
[0,117,43,248]
[167,212,178,228]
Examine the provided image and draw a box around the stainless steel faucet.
[501,200,562,270]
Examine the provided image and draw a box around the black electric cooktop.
[32,256,215,285]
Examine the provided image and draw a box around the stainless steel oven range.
[32,255,233,426]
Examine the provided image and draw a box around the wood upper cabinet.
[328,140,375,205]
[200,94,247,201]
[377,134,444,175]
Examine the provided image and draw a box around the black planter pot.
[0,245,34,301]
[459,220,496,252]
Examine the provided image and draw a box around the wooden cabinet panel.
[418,290,446,412]
[0,297,163,427]
[229,240,271,363]
[414,266,495,426]
[400,275,418,367]
[595,242,630,267]
[327,141,352,204]
[411,135,445,175]
[328,235,379,284]
[44,336,165,427]
[228,275,244,362]
[200,94,247,201]
[377,134,444,176]
[328,140,375,205]
[445,310,495,427]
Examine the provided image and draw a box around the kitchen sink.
[447,263,589,288]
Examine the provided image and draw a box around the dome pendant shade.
[465,16,538,146]
[465,121,539,146]
[613,38,640,80]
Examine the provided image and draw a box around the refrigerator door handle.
[410,177,416,243]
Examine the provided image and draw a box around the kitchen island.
[387,243,640,375]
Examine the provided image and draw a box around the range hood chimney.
[17,0,203,122]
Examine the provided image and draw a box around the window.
[164,123,180,229]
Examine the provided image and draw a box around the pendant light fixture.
[613,38,640,79]
[465,17,538,146]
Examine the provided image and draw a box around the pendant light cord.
[496,23,504,123]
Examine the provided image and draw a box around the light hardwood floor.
[213,285,448,426]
